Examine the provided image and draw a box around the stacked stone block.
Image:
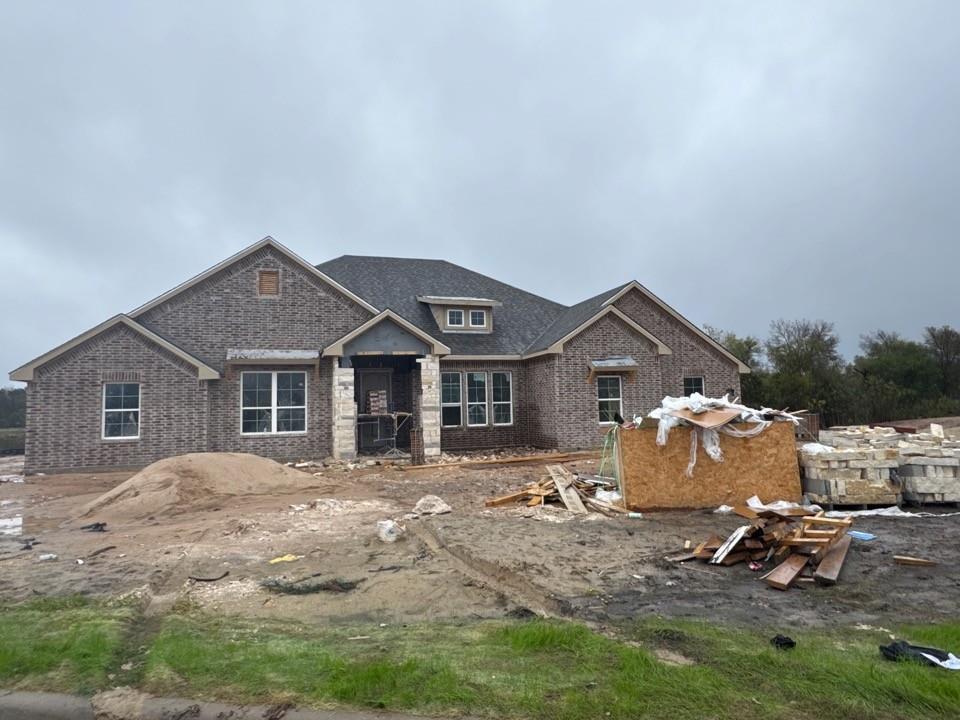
[331,363,357,460]
[799,447,900,506]
[417,354,441,458]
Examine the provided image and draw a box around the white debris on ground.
[411,495,452,516]
[377,519,404,542]
[0,454,25,483]
[0,516,22,536]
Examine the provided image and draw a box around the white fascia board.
[128,236,378,318]
[10,315,221,382]
[322,310,452,357]
[601,280,751,373]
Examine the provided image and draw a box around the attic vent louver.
[258,270,280,296]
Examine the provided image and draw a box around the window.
[467,372,488,426]
[258,269,280,296]
[103,383,140,438]
[683,376,705,396]
[441,372,462,427]
[492,371,512,425]
[447,309,464,327]
[241,371,306,434]
[469,309,486,327]
[597,375,622,424]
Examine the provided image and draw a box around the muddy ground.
[1,454,959,629]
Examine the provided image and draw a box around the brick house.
[10,237,748,474]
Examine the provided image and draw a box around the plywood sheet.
[619,422,802,511]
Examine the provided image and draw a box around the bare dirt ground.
[2,453,959,629]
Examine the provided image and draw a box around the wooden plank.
[780,536,832,546]
[402,450,599,472]
[813,534,852,586]
[484,490,530,507]
[765,554,809,590]
[718,550,751,566]
[894,555,938,567]
[801,516,853,527]
[547,465,588,515]
[709,526,751,565]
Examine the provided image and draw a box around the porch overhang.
[322,310,451,357]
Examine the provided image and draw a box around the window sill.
[241,431,308,437]
[100,436,140,442]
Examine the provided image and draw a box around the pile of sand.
[77,452,321,520]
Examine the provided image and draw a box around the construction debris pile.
[800,423,960,506]
[484,465,627,516]
[683,501,855,590]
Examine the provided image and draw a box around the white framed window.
[597,375,622,424]
[441,372,462,427]
[492,371,513,425]
[241,371,307,434]
[447,309,464,327]
[469,309,487,327]
[683,376,705,396]
[103,383,140,439]
[467,372,488,426]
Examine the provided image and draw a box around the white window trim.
[240,370,308,436]
[441,372,463,428]
[492,371,513,426]
[466,371,488,427]
[102,382,141,440]
[597,375,623,426]
[469,309,487,327]
[683,375,705,396]
[446,309,464,327]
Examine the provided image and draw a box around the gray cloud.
[3,1,960,383]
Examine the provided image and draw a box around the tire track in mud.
[410,519,570,618]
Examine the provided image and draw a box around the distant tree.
[0,388,25,427]
[703,325,766,404]
[924,325,960,397]
[851,331,941,421]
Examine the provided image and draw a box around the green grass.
[1,597,958,719]
[0,596,132,693]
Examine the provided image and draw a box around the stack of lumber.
[484,465,627,516]
[682,504,855,590]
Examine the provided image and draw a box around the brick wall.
[554,314,663,449]
[25,325,208,474]
[206,362,333,460]
[613,288,741,398]
[438,360,527,450]
[522,354,559,448]
[136,246,372,369]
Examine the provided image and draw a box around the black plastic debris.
[80,522,107,532]
[770,634,796,650]
[880,640,960,669]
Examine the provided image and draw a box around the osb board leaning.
[619,422,801,511]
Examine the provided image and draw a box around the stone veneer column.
[331,359,357,460]
[416,354,442,458]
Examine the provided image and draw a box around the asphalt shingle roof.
[317,255,627,355]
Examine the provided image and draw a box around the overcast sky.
[3,1,959,385]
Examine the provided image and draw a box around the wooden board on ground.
[894,555,938,567]
[402,450,599,471]
[546,465,587,514]
[765,554,809,590]
[618,422,802,511]
[813,534,852,586]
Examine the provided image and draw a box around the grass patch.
[1,596,957,718]
[143,613,960,719]
[0,596,132,693]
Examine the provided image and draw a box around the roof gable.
[129,237,378,319]
[9,315,221,382]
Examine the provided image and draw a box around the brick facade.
[613,288,741,399]
[18,244,744,472]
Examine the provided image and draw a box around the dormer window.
[447,309,464,327]
[469,309,487,327]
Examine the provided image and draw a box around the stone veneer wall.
[417,354,441,457]
[331,362,357,460]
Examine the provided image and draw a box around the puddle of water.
[0,516,23,536]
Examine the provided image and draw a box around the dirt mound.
[76,452,320,520]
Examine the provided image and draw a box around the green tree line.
[0,387,25,427]
[706,322,960,427]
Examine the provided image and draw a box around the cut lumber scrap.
[547,465,587,514]
[484,490,530,507]
[780,536,832,546]
[814,534,852,586]
[734,505,759,519]
[801,516,853,527]
[402,450,598,471]
[765,554,809,590]
[709,526,751,565]
[666,552,698,563]
[718,550,751,566]
[894,555,938,567]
